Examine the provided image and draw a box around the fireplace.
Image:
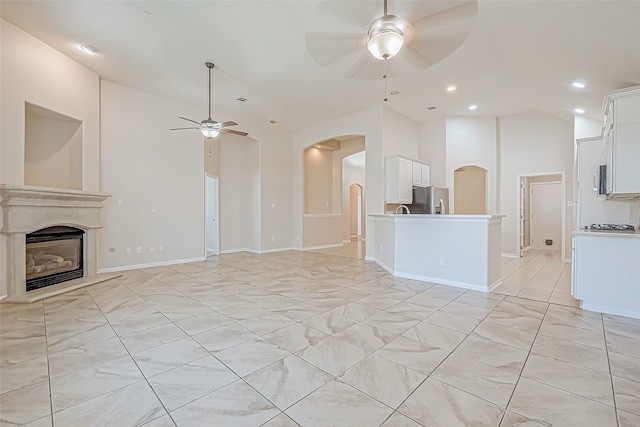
[0,184,111,300]
[26,226,84,291]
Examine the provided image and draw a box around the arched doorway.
[454,165,487,214]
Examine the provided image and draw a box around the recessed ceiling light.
[390,91,399,96]
[469,105,477,110]
[269,120,276,125]
[447,86,457,92]
[572,82,586,89]
[237,97,247,102]
[574,108,585,114]
[80,44,99,54]
[427,106,437,110]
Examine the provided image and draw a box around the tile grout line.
[497,300,551,425]
[84,276,180,427]
[42,299,55,427]
[602,315,622,427]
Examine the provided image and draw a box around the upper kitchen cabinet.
[603,86,640,197]
[411,161,431,187]
[386,155,413,204]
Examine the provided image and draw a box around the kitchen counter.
[367,214,504,292]
[573,230,640,239]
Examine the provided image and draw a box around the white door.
[205,175,219,256]
[519,178,526,257]
[531,182,562,250]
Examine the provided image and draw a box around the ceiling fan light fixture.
[201,127,220,139]
[367,29,404,60]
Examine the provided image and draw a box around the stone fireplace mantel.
[0,184,113,301]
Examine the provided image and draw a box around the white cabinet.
[386,156,413,204]
[603,86,640,196]
[411,161,431,187]
[421,164,430,186]
[572,232,640,319]
[576,137,630,227]
[412,162,422,186]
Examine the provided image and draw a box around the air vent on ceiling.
[237,97,247,102]
[427,106,437,110]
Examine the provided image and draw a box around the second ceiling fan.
[170,62,248,139]
[305,0,478,80]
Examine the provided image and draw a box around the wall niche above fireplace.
[24,102,83,191]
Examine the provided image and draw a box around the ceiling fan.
[170,62,248,138]
[305,0,478,80]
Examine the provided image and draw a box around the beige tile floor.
[1,250,639,426]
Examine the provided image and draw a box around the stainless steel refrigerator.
[411,186,450,214]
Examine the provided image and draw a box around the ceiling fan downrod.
[205,62,214,121]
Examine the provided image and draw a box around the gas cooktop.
[586,224,636,232]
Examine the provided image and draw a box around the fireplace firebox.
[26,226,84,291]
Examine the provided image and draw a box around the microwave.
[595,164,607,196]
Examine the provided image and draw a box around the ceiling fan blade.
[305,32,366,67]
[218,121,238,127]
[398,46,433,71]
[412,1,478,35]
[178,116,202,125]
[344,51,377,79]
[169,127,200,131]
[220,129,248,137]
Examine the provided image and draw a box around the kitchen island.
[572,230,640,319]
[367,214,504,292]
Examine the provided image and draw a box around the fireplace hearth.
[26,226,84,291]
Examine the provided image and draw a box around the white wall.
[219,134,260,252]
[254,124,294,252]
[304,147,334,214]
[499,112,573,258]
[293,107,383,255]
[0,19,100,189]
[418,118,446,187]
[99,81,205,270]
[382,107,419,159]
[446,117,498,214]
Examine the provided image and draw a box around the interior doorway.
[205,173,219,256]
[517,173,565,259]
[349,184,363,238]
[454,165,487,214]
[531,182,563,250]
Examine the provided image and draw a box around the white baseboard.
[343,239,352,243]
[581,302,640,320]
[258,247,297,254]
[524,246,532,251]
[221,247,297,255]
[98,257,206,273]
[0,294,7,301]
[364,255,375,261]
[301,243,343,251]
[501,253,518,258]
[370,258,502,293]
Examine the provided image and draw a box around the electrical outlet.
[126,247,131,254]
[271,203,276,208]
[271,236,275,242]
[136,247,142,254]
[118,199,124,206]
[150,247,156,253]
[440,257,445,266]
[159,245,164,252]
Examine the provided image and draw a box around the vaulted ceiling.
[2,1,639,132]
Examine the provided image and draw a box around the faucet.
[395,205,410,215]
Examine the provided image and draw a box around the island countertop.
[369,214,505,219]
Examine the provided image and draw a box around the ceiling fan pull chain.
[383,58,388,102]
